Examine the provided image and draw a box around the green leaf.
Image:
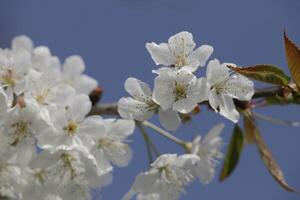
[220,125,244,181]
[284,31,300,89]
[227,64,290,86]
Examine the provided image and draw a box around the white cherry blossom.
[1,102,49,166]
[190,123,224,184]
[61,55,98,94]
[29,149,112,196]
[0,160,27,199]
[0,50,32,101]
[146,31,213,73]
[37,94,103,154]
[118,77,181,131]
[90,119,134,172]
[123,154,199,200]
[153,68,207,114]
[205,59,255,122]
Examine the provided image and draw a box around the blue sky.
[0,0,300,199]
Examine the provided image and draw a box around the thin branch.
[89,103,118,116]
[142,121,187,147]
[136,123,154,165]
[253,112,300,127]
[89,86,293,116]
[252,86,283,98]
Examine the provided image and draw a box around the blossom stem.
[136,122,154,165]
[142,121,187,147]
[253,112,300,127]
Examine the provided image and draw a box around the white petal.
[12,35,33,51]
[173,97,197,113]
[125,77,152,101]
[158,108,181,131]
[175,69,196,86]
[206,59,229,86]
[32,46,52,69]
[0,91,8,114]
[91,148,113,172]
[208,90,220,111]
[184,45,214,72]
[52,85,76,107]
[224,74,255,101]
[188,77,209,103]
[202,124,225,144]
[105,118,135,139]
[196,160,215,184]
[63,55,85,76]
[219,94,239,123]
[14,51,31,73]
[168,31,196,56]
[75,74,98,94]
[153,71,175,110]
[68,94,91,121]
[123,171,159,200]
[118,97,154,121]
[146,42,173,66]
[107,143,132,167]
[80,115,105,139]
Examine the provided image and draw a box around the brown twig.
[89,86,296,116]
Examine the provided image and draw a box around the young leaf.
[244,114,255,144]
[284,32,300,89]
[252,121,298,193]
[220,125,244,181]
[227,64,290,86]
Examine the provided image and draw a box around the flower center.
[146,100,159,113]
[11,120,30,146]
[174,55,187,68]
[60,153,77,180]
[0,69,16,87]
[64,121,79,136]
[159,165,192,190]
[34,169,47,184]
[174,82,187,100]
[35,90,49,104]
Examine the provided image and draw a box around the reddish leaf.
[284,31,300,88]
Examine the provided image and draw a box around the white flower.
[123,154,199,200]
[37,94,102,154]
[191,124,224,184]
[21,167,60,200]
[29,149,112,191]
[205,59,255,122]
[1,102,48,166]
[32,45,61,74]
[24,68,76,109]
[0,50,32,101]
[12,35,34,52]
[0,160,27,199]
[118,77,181,131]
[90,119,135,172]
[0,90,9,117]
[118,77,158,121]
[61,55,98,94]
[146,31,213,72]
[153,69,207,114]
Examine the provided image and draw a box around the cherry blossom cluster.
[119,31,255,199]
[0,36,135,199]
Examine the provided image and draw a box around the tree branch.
[89,86,296,116]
